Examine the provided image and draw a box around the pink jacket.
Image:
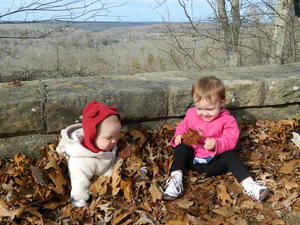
[170,108,239,158]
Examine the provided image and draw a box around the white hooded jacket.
[56,123,122,207]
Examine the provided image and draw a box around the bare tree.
[155,0,242,68]
[155,0,298,69]
[0,0,123,81]
[0,0,123,39]
[269,0,294,64]
[211,0,241,66]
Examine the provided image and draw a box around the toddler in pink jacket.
[163,76,270,202]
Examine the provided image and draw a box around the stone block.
[225,79,265,107]
[44,76,168,133]
[263,77,300,105]
[230,104,300,124]
[0,134,58,159]
[0,80,44,135]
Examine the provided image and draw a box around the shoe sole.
[163,193,180,201]
[259,188,270,202]
[250,188,270,202]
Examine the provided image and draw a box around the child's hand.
[175,134,183,145]
[204,138,216,151]
[117,140,131,159]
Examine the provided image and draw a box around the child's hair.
[192,76,225,103]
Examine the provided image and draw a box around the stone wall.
[1,63,300,158]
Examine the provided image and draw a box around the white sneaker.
[71,199,87,208]
[244,180,270,202]
[163,175,183,200]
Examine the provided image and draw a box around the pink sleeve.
[214,117,239,155]
[170,113,190,147]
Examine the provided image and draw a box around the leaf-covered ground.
[0,119,300,224]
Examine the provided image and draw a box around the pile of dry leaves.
[0,118,299,225]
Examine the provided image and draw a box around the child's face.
[194,96,225,122]
[94,116,121,152]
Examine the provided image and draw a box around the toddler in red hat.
[56,101,130,207]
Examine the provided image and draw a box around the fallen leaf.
[240,200,263,210]
[284,181,298,191]
[120,178,133,202]
[211,207,234,217]
[278,120,295,128]
[176,198,194,209]
[111,162,122,196]
[89,175,109,195]
[112,211,131,225]
[279,160,296,174]
[30,166,45,185]
[165,220,189,225]
[129,130,147,145]
[149,179,162,203]
[136,213,155,225]
[48,167,67,194]
[0,200,23,219]
[217,184,232,206]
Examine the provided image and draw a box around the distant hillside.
[45,21,165,32]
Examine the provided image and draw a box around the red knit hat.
[82,101,121,153]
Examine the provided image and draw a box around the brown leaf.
[175,198,194,209]
[30,166,45,185]
[112,211,131,225]
[211,207,234,217]
[129,130,147,145]
[270,219,286,225]
[240,200,263,210]
[183,128,204,146]
[225,216,248,225]
[267,192,285,203]
[284,180,298,191]
[165,220,189,225]
[280,192,298,210]
[47,163,67,194]
[111,161,122,196]
[149,179,162,203]
[89,175,109,195]
[13,153,31,172]
[43,198,68,210]
[120,178,133,202]
[217,184,232,206]
[25,208,45,224]
[140,201,152,212]
[152,165,159,178]
[279,160,296,174]
[278,119,295,128]
[0,200,23,219]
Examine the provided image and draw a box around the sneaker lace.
[164,177,183,195]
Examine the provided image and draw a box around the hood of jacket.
[57,123,116,158]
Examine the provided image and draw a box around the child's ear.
[221,99,226,107]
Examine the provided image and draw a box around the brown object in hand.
[183,128,204,146]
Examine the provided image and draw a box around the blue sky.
[110,0,213,22]
[0,0,213,22]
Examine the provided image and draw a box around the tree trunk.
[269,0,293,64]
[216,0,241,67]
